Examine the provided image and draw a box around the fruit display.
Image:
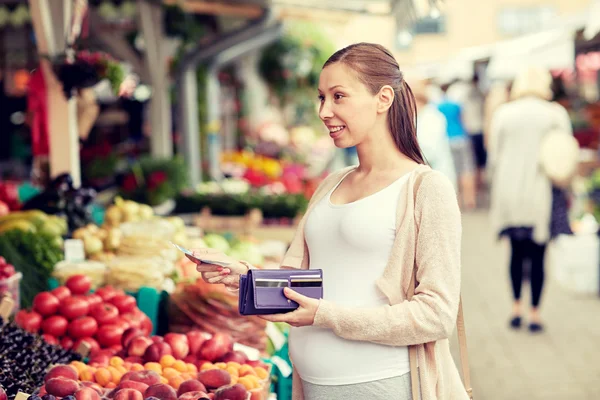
[0,209,67,237]
[37,330,271,399]
[168,280,267,352]
[52,260,108,289]
[72,224,122,262]
[0,317,83,400]
[103,197,155,227]
[73,204,188,264]
[13,275,153,355]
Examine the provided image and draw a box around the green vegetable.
[0,229,64,308]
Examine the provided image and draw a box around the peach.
[198,333,231,362]
[214,384,247,400]
[197,369,231,390]
[122,327,144,348]
[177,380,207,397]
[128,336,154,358]
[183,355,198,365]
[253,367,268,380]
[143,342,172,363]
[45,365,79,383]
[159,355,176,368]
[121,370,161,386]
[164,333,189,360]
[45,377,81,397]
[218,351,247,365]
[178,392,210,400]
[114,388,144,400]
[186,331,207,357]
[172,360,187,373]
[80,381,104,395]
[125,356,145,365]
[116,380,149,394]
[75,387,101,400]
[143,384,177,400]
[151,336,164,344]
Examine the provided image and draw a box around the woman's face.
[318,63,379,148]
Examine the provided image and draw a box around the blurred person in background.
[483,81,510,150]
[437,84,477,209]
[413,81,457,190]
[488,67,573,333]
[448,75,486,190]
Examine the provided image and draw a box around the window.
[413,15,446,35]
[395,12,446,51]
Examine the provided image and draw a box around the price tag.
[233,342,260,361]
[0,296,14,322]
[271,355,292,378]
[265,322,286,352]
[64,239,85,262]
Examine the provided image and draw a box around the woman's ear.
[377,85,395,114]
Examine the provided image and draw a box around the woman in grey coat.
[488,67,573,333]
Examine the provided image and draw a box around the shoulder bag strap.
[408,171,473,400]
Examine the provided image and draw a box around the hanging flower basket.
[53,50,125,98]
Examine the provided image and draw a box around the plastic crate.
[0,272,22,313]
[48,278,167,335]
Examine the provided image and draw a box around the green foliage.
[118,156,190,206]
[258,21,336,122]
[0,230,64,308]
[174,192,308,219]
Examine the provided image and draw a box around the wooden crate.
[194,208,302,242]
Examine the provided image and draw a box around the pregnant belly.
[288,326,410,385]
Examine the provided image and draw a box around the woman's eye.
[334,93,344,100]
[318,95,325,102]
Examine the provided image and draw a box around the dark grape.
[0,321,81,400]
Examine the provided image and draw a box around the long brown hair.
[323,43,425,164]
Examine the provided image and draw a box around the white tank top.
[288,172,411,385]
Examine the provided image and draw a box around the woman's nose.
[319,102,333,120]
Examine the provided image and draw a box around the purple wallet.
[238,269,323,315]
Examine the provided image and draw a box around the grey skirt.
[301,372,418,400]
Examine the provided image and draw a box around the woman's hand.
[259,288,320,327]
[187,248,249,289]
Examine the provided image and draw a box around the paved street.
[452,210,600,400]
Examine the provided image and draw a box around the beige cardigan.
[281,165,468,400]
